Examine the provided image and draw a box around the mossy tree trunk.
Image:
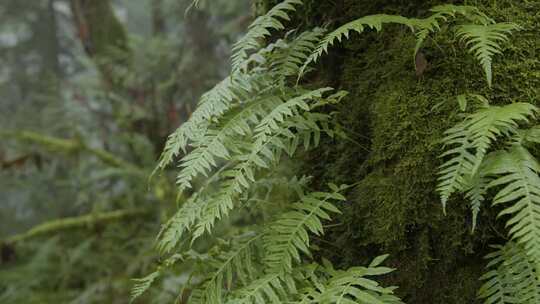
[70,0,131,86]
[291,0,540,303]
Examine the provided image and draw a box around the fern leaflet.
[456,23,520,87]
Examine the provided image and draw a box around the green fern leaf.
[192,234,263,304]
[300,14,415,77]
[412,4,490,57]
[264,191,344,272]
[175,95,282,192]
[456,23,520,87]
[298,257,402,304]
[438,102,537,209]
[157,195,203,254]
[154,73,268,174]
[479,242,540,304]
[229,273,286,304]
[270,28,326,80]
[232,0,303,71]
[130,271,160,303]
[485,146,540,263]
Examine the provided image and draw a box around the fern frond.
[464,173,490,232]
[466,103,537,174]
[189,89,338,240]
[270,28,326,80]
[438,102,537,209]
[254,88,333,141]
[155,73,268,173]
[300,14,415,77]
[191,234,263,304]
[232,0,303,72]
[428,4,492,25]
[130,271,160,303]
[437,127,476,210]
[485,146,540,263]
[411,4,489,57]
[175,95,282,192]
[228,273,286,304]
[515,125,540,146]
[479,242,540,304]
[456,23,520,87]
[263,190,344,272]
[298,256,402,304]
[156,195,203,254]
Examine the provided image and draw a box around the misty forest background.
[1,0,539,304]
[0,0,250,302]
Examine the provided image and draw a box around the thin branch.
[1,130,143,173]
[5,209,152,244]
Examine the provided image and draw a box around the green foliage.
[131,271,160,303]
[144,1,536,303]
[232,0,303,72]
[437,102,537,210]
[299,256,402,304]
[299,3,515,87]
[140,1,423,303]
[456,23,521,87]
[485,146,540,262]
[263,190,344,272]
[438,97,540,303]
[478,242,540,304]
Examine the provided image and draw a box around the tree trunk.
[293,0,540,303]
[151,0,166,35]
[70,0,130,86]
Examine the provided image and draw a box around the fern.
[147,2,522,303]
[439,103,540,302]
[484,146,540,263]
[263,190,344,272]
[270,28,326,81]
[456,23,520,87]
[131,271,160,303]
[437,102,537,209]
[157,194,203,254]
[189,234,263,304]
[232,0,303,71]
[226,273,286,304]
[299,14,415,78]
[298,256,402,304]
[299,4,496,79]
[413,5,492,56]
[479,242,540,304]
[464,173,490,232]
[155,73,269,174]
[174,95,282,192]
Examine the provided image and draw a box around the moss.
[299,0,540,303]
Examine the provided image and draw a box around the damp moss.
[298,0,540,303]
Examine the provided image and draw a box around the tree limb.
[1,130,143,173]
[5,209,152,244]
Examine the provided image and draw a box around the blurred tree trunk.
[45,0,61,78]
[70,0,131,86]
[152,0,166,35]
